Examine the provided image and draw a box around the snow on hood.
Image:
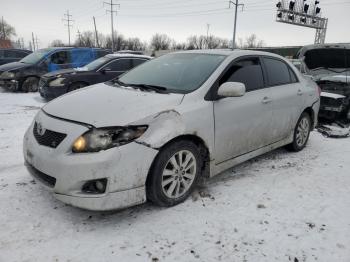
[43,83,184,127]
[319,74,350,84]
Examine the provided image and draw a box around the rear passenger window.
[219,57,265,92]
[109,59,132,71]
[132,59,147,67]
[263,58,292,86]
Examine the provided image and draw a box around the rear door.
[99,58,133,79]
[214,56,274,164]
[262,57,303,142]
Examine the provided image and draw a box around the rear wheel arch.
[303,107,315,128]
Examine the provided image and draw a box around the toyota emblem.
[36,122,46,136]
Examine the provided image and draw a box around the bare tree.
[187,35,229,50]
[243,34,265,48]
[75,31,95,47]
[50,39,65,47]
[0,18,16,40]
[125,37,146,51]
[150,34,172,51]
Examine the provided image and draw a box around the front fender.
[135,109,185,149]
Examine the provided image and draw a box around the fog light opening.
[82,179,107,194]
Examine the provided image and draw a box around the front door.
[214,57,274,164]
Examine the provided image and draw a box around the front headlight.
[0,71,15,79]
[49,77,66,87]
[72,126,148,153]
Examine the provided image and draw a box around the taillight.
[317,85,322,96]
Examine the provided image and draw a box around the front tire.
[22,77,39,92]
[146,140,202,207]
[287,112,312,152]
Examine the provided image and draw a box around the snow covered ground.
[0,88,349,262]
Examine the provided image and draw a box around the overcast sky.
[1,0,349,48]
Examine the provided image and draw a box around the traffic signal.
[304,4,309,13]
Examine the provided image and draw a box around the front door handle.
[262,97,272,104]
[297,89,303,96]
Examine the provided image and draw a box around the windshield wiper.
[126,83,169,93]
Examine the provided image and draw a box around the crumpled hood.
[43,83,184,127]
[44,68,78,78]
[318,74,350,84]
[0,61,30,72]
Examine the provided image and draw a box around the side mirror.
[217,82,246,97]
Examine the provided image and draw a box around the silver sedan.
[23,50,320,210]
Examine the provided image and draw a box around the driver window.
[219,57,265,92]
[50,51,70,65]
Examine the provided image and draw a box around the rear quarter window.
[263,57,292,86]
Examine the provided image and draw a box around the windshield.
[83,56,110,71]
[117,53,226,93]
[20,49,52,64]
[304,48,349,70]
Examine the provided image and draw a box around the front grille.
[25,161,56,188]
[33,122,67,148]
[39,78,46,87]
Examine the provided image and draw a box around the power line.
[104,0,120,52]
[62,10,74,46]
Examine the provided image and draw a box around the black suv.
[0,48,32,66]
[39,54,151,100]
[0,47,110,92]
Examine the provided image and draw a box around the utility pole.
[104,0,120,52]
[35,35,40,50]
[206,23,210,49]
[229,0,244,49]
[62,10,74,46]
[1,16,6,39]
[32,32,36,51]
[93,16,100,47]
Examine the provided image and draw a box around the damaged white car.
[23,50,320,211]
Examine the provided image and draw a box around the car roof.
[175,49,287,60]
[105,53,152,59]
[0,48,32,53]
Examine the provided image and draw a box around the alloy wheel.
[161,150,197,199]
[296,117,310,147]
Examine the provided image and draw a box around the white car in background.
[23,50,320,211]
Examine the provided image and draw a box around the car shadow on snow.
[33,146,306,226]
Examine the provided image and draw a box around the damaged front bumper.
[319,92,349,121]
[0,79,19,91]
[23,110,159,211]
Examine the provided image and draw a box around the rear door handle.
[297,89,303,96]
[262,97,272,104]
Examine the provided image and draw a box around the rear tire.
[22,77,39,92]
[286,112,311,152]
[146,140,202,207]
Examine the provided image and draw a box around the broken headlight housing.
[0,71,15,79]
[49,77,66,87]
[72,126,148,153]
